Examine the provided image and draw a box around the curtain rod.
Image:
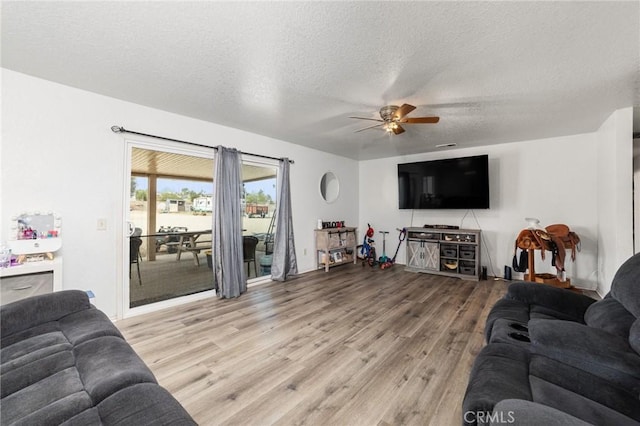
[110,126,294,164]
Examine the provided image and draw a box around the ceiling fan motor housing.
[380,105,400,122]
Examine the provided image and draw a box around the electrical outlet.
[97,219,107,231]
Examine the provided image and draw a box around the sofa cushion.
[491,399,592,426]
[610,252,640,318]
[1,330,70,368]
[2,367,93,425]
[630,319,640,355]
[529,319,640,394]
[529,354,640,421]
[485,282,596,342]
[463,343,640,426]
[584,298,637,339]
[0,290,90,338]
[74,336,157,404]
[1,347,76,398]
[59,308,124,345]
[61,383,195,426]
[504,282,595,322]
[529,376,640,426]
[96,383,195,425]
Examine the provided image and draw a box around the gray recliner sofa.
[463,252,640,425]
[1,290,196,425]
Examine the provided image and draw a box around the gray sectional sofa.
[463,252,640,425]
[1,290,196,425]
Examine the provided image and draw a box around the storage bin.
[440,245,457,258]
[459,266,475,275]
[459,250,475,260]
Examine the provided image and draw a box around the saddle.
[514,224,580,274]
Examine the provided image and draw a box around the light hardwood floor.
[116,263,509,426]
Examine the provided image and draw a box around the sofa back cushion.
[610,253,640,318]
[630,319,640,356]
[584,298,636,339]
[1,290,90,338]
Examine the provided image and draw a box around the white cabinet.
[315,227,357,272]
[0,257,63,305]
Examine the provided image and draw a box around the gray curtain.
[271,159,298,281]
[212,146,246,298]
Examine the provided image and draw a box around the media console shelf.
[405,227,481,281]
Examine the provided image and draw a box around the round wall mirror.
[320,172,340,203]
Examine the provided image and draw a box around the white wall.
[359,134,601,289]
[1,69,359,318]
[596,107,634,295]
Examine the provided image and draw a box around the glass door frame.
[121,138,216,318]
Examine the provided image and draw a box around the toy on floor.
[360,223,377,267]
[378,231,390,264]
[380,228,407,269]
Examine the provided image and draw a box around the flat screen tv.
[398,154,490,209]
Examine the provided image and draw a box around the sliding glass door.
[125,143,215,313]
[123,142,280,316]
[241,160,278,281]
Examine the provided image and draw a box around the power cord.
[462,210,500,280]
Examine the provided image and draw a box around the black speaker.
[504,265,512,280]
[481,266,487,280]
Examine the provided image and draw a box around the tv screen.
[398,155,490,209]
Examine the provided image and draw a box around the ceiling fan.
[350,104,439,135]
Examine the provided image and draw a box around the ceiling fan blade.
[355,123,385,133]
[394,104,416,120]
[349,116,384,122]
[400,116,440,124]
[392,125,405,135]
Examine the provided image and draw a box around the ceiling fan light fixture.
[384,122,399,132]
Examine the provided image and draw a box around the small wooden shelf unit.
[405,227,481,281]
[315,227,358,272]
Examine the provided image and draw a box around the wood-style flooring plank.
[116,264,510,425]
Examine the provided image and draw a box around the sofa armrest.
[529,319,640,393]
[1,290,90,338]
[462,344,533,426]
[505,282,596,322]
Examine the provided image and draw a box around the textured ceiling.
[2,1,639,160]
